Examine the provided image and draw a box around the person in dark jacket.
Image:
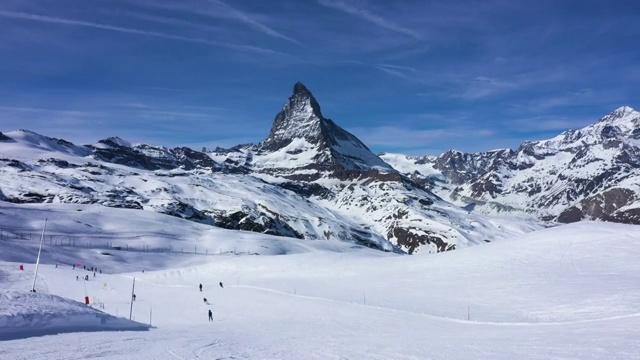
[219,282,224,288]
[199,283,203,292]
[208,309,213,321]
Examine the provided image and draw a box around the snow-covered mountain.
[258,82,394,173]
[382,106,640,224]
[0,83,539,255]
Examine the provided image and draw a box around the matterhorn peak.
[292,81,313,97]
[289,81,324,118]
[261,82,325,151]
[258,82,395,172]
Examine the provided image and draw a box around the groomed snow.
[0,290,150,341]
[1,204,639,358]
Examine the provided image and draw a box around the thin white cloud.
[377,63,419,73]
[111,10,225,33]
[123,0,299,44]
[523,89,595,112]
[317,0,421,39]
[205,0,300,44]
[457,76,518,100]
[0,106,98,117]
[375,64,428,83]
[0,10,279,55]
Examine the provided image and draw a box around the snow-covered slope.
[0,131,397,252]
[0,290,150,341]
[1,220,638,358]
[383,106,640,223]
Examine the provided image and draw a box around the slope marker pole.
[129,277,136,320]
[31,218,48,293]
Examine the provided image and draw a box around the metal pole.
[467,305,470,321]
[129,277,136,320]
[149,306,152,326]
[31,218,48,293]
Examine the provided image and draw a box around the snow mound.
[0,291,150,341]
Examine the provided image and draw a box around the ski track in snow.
[232,284,640,327]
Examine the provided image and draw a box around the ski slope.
[1,207,639,359]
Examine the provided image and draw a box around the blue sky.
[0,0,638,155]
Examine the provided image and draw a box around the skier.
[93,272,96,278]
[203,297,208,304]
[72,264,75,270]
[132,294,136,301]
[208,309,213,322]
[76,276,79,281]
[219,282,224,288]
[199,283,203,292]
[85,275,89,281]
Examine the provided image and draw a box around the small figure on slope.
[208,309,213,322]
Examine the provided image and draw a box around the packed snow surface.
[0,203,639,359]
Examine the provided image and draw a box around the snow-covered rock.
[382,106,640,224]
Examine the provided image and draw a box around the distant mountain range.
[1,82,637,254]
[381,105,640,225]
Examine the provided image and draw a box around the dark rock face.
[213,209,304,238]
[387,226,454,254]
[0,132,12,141]
[558,188,636,224]
[261,82,326,152]
[433,149,514,185]
[89,142,222,172]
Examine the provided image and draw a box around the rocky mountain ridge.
[382,106,640,224]
[0,83,539,254]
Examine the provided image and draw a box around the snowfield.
[1,204,639,359]
[0,290,150,341]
